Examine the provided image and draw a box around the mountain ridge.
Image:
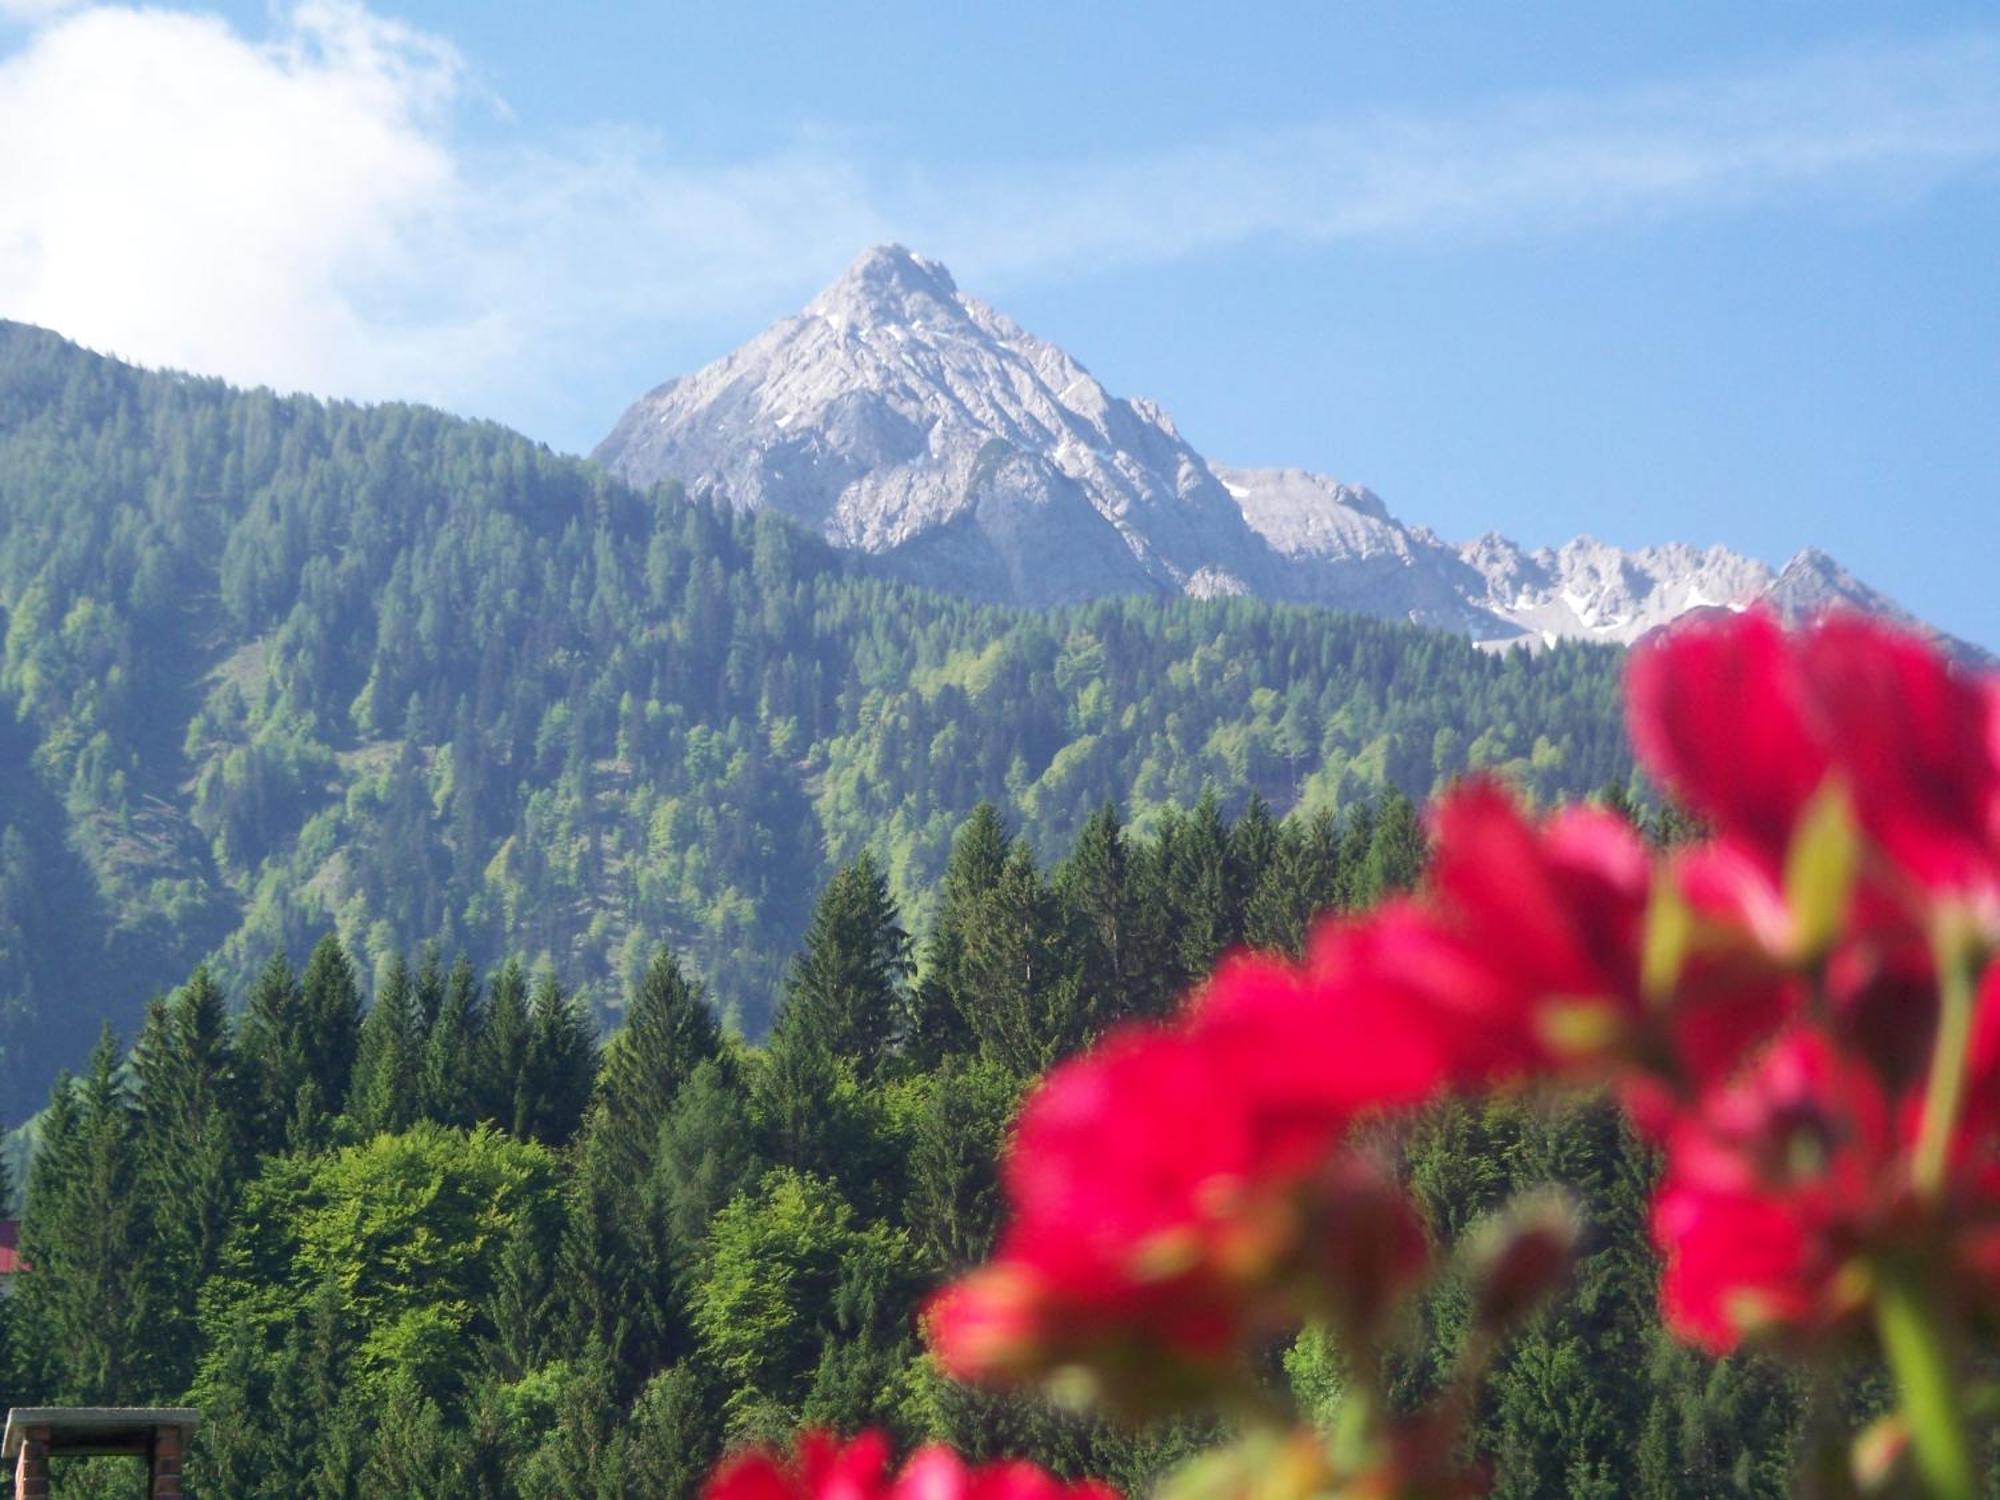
[598,245,1980,658]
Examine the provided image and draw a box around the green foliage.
[0,802,1820,1497]
[0,320,1632,1119]
[198,1121,563,1406]
[15,1028,167,1403]
[690,1167,920,1433]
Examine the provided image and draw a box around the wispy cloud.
[0,2,1995,441]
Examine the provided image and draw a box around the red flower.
[1652,1029,1887,1353]
[930,957,1448,1393]
[1797,616,2000,910]
[1418,778,1652,1075]
[703,1433,1118,1500]
[1628,610,1827,870]
[1630,608,2000,916]
[706,1432,893,1500]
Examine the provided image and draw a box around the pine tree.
[1229,792,1280,915]
[514,972,596,1147]
[413,941,449,1031]
[1355,790,1426,906]
[418,955,485,1128]
[775,852,910,1080]
[16,1029,166,1403]
[484,1208,565,1383]
[301,933,364,1105]
[348,955,420,1137]
[902,1057,1018,1272]
[1242,808,1344,957]
[1054,804,1169,1028]
[959,841,1089,1074]
[236,950,305,1155]
[480,957,532,1129]
[131,965,252,1390]
[1167,788,1237,982]
[907,803,1010,1067]
[592,949,723,1186]
[240,936,363,1152]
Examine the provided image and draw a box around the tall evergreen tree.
[650,1056,763,1268]
[1055,804,1170,1029]
[239,936,363,1151]
[907,803,1011,1066]
[775,852,910,1079]
[591,949,723,1186]
[1167,788,1238,983]
[1356,790,1426,905]
[1242,807,1344,957]
[16,1029,166,1403]
[418,955,485,1128]
[413,941,449,1031]
[131,965,252,1389]
[236,951,304,1155]
[514,973,596,1147]
[480,957,533,1129]
[959,842,1088,1074]
[348,955,420,1137]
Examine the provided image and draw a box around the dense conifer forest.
[0,321,1631,1119]
[0,793,1804,1499]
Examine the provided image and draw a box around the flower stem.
[1875,1263,1975,1500]
[1914,917,1978,1204]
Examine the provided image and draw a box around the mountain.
[0,317,1633,1120]
[595,244,1277,606]
[600,245,1974,657]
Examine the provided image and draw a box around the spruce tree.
[650,1056,763,1266]
[1242,808,1343,958]
[300,933,365,1108]
[1229,792,1280,916]
[418,955,485,1128]
[413,941,449,1030]
[236,950,305,1155]
[131,965,252,1389]
[480,957,533,1129]
[514,973,596,1147]
[17,1029,166,1403]
[958,842,1089,1074]
[1167,788,1238,982]
[775,852,910,1080]
[592,949,723,1186]
[907,803,1010,1066]
[1356,790,1427,905]
[1055,803,1170,1028]
[240,935,363,1151]
[348,955,421,1137]
[902,1057,1018,1272]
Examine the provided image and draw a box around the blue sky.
[1,1,1996,642]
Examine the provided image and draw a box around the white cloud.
[0,3,1996,442]
[0,1,493,403]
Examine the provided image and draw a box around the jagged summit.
[595,245,1274,604]
[596,248,1969,652]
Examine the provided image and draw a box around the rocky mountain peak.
[807,243,965,329]
[595,247,1973,654]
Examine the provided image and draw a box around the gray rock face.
[596,244,1276,606]
[598,245,1971,654]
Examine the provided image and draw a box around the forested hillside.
[0,320,1631,1118]
[0,795,1798,1499]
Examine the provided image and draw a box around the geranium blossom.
[705,1432,1119,1500]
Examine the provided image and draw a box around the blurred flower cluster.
[710,613,2000,1500]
